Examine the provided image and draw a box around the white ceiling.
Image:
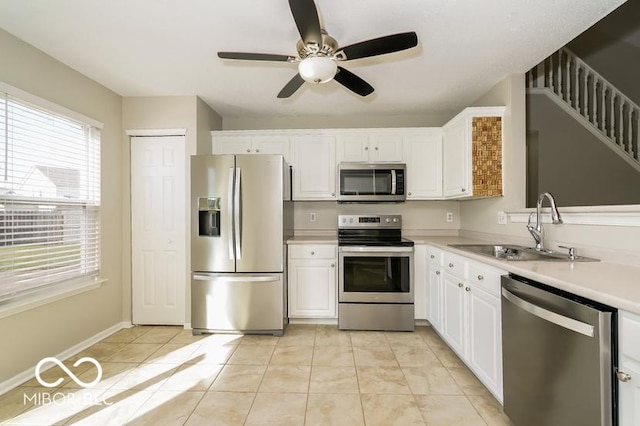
[0,0,628,118]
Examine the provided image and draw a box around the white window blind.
[0,92,100,302]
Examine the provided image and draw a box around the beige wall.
[122,96,222,323]
[223,112,454,130]
[460,74,527,236]
[293,201,460,234]
[461,73,640,258]
[0,29,123,382]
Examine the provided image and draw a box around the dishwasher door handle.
[502,287,595,337]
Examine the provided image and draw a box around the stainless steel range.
[338,214,414,331]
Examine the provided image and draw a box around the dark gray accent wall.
[527,92,640,207]
[568,0,640,104]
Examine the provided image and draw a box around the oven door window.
[340,170,393,195]
[343,256,410,293]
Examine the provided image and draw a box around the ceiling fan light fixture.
[298,56,337,84]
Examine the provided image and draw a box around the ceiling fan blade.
[334,67,374,97]
[288,0,322,46]
[337,32,418,61]
[218,52,295,62]
[277,73,305,98]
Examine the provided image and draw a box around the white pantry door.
[131,136,186,325]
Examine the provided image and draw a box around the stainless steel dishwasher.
[501,274,617,426]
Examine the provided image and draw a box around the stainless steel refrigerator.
[190,154,292,335]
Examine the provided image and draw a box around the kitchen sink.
[448,244,599,262]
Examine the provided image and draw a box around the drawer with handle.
[289,245,336,260]
[468,262,505,297]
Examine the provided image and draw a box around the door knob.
[458,283,463,288]
[617,371,632,382]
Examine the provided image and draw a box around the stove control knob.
[385,218,390,223]
[349,218,354,223]
[392,218,398,223]
[341,218,346,223]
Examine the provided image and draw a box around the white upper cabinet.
[212,132,291,163]
[402,130,443,199]
[336,131,403,162]
[292,134,337,200]
[442,107,505,199]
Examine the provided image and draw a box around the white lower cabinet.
[414,245,427,320]
[619,311,640,426]
[287,244,337,318]
[428,245,505,402]
[426,246,444,333]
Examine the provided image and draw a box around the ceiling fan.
[218,0,418,98]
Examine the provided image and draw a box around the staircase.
[526,47,640,172]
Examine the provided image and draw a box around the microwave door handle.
[391,169,397,195]
[228,167,235,260]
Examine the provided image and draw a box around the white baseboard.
[183,323,192,330]
[0,321,131,397]
[288,318,339,325]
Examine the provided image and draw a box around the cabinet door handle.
[310,251,315,255]
[465,287,471,292]
[435,270,440,275]
[331,193,335,197]
[617,371,632,382]
[246,149,251,153]
[477,275,484,281]
[458,283,463,288]
[430,254,435,259]
[374,146,379,151]
[461,188,466,193]
[256,149,260,153]
[364,146,369,150]
[449,263,454,268]
[331,263,335,268]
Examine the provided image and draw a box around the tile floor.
[0,325,513,425]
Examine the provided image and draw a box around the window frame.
[0,82,104,316]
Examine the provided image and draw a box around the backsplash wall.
[293,201,460,234]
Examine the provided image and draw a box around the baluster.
[627,105,635,157]
[609,88,615,139]
[565,54,571,104]
[591,75,597,125]
[619,100,626,151]
[547,57,553,90]
[535,62,545,88]
[575,62,580,112]
[600,83,606,132]
[556,51,562,96]
[635,110,640,160]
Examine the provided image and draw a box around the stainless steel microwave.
[338,163,406,202]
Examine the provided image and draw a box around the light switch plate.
[497,211,508,225]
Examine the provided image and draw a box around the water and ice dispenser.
[198,197,221,237]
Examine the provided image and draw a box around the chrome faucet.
[527,192,563,252]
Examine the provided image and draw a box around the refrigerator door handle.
[234,167,242,259]
[227,167,235,260]
[193,274,280,282]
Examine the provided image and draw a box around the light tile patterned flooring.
[0,325,513,425]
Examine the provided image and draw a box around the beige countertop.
[417,236,640,315]
[287,235,337,244]
[287,233,640,314]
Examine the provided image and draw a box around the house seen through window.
[0,90,100,302]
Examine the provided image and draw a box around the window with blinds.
[0,91,100,302]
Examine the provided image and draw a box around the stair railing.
[526,47,639,163]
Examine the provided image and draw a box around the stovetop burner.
[337,214,414,247]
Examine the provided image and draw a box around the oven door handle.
[339,246,414,253]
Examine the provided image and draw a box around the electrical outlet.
[446,212,454,223]
[497,211,508,225]
[309,212,317,222]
